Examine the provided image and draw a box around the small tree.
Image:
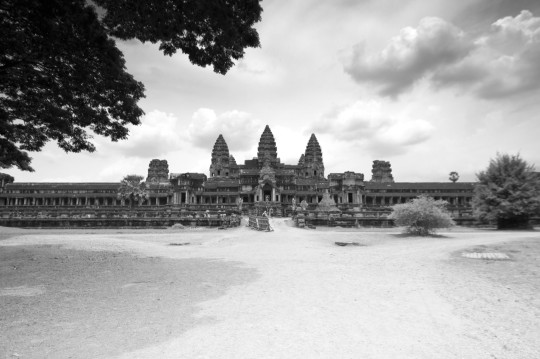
[473,153,540,229]
[0,173,15,188]
[449,171,459,183]
[117,175,148,208]
[389,195,455,236]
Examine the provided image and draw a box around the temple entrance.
[262,183,273,202]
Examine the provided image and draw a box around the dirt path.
[1,221,539,358]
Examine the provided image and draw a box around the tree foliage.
[473,153,540,229]
[0,172,15,186]
[95,0,262,75]
[389,195,455,236]
[117,175,148,207]
[1,0,262,172]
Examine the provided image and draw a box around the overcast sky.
[9,0,540,183]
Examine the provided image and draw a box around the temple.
[0,125,475,225]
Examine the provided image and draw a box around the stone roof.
[304,134,323,163]
[204,179,240,188]
[6,182,119,189]
[211,134,230,162]
[257,125,278,162]
[171,172,207,179]
[298,154,305,166]
[365,182,476,190]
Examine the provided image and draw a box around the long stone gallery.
[0,126,475,228]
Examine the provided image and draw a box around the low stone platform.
[461,252,510,260]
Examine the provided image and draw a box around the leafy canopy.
[473,153,540,228]
[117,175,148,206]
[95,0,262,75]
[449,171,459,183]
[0,172,15,185]
[1,0,262,172]
[389,195,455,236]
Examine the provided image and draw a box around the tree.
[473,153,540,229]
[94,0,262,75]
[0,172,15,187]
[389,195,455,236]
[449,171,459,183]
[117,175,148,208]
[1,0,262,171]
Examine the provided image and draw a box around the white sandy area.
[1,218,540,358]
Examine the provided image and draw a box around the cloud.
[186,109,261,152]
[473,10,540,98]
[344,17,473,97]
[310,100,434,156]
[344,10,540,99]
[452,0,540,30]
[94,110,182,158]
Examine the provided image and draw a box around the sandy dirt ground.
[1,219,539,359]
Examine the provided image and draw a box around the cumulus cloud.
[310,100,434,156]
[345,10,540,99]
[344,17,473,97]
[94,110,182,158]
[474,10,540,98]
[186,109,261,152]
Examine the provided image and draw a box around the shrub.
[389,195,455,236]
[473,153,540,229]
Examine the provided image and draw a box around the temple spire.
[302,133,324,178]
[257,125,278,163]
[209,134,230,177]
[304,133,323,163]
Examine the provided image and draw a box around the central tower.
[257,125,278,164]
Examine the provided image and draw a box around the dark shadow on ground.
[391,233,451,239]
[0,245,260,359]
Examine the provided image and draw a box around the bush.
[389,195,455,236]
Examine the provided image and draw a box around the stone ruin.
[315,192,340,213]
[146,159,169,183]
[370,160,394,183]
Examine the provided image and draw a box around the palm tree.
[117,175,148,208]
[449,171,459,183]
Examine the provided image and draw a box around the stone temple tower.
[209,134,232,177]
[257,125,278,164]
[370,160,394,183]
[146,159,169,183]
[303,134,325,178]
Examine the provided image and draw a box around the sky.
[9,0,540,183]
